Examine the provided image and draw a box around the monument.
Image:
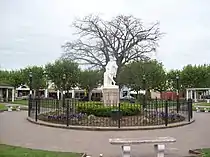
[102,60,119,105]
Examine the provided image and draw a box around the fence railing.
[28,98,193,128]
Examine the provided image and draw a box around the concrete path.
[0,111,210,157]
[1,103,28,109]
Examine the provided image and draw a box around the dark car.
[120,96,135,103]
[78,96,89,101]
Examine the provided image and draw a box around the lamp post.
[142,74,146,109]
[28,72,32,117]
[43,71,48,98]
[176,74,180,113]
[62,74,66,108]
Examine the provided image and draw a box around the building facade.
[0,83,15,102]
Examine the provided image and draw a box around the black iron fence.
[28,98,193,128]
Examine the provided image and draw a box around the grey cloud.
[0,0,210,70]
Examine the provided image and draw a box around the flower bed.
[38,109,185,127]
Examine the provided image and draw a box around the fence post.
[155,97,158,112]
[56,99,59,109]
[118,103,121,128]
[188,98,193,119]
[38,98,41,114]
[66,100,69,127]
[165,100,168,126]
[176,96,179,113]
[35,100,38,122]
[28,97,31,117]
[187,99,191,122]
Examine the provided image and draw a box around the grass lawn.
[192,102,210,111]
[0,104,7,111]
[196,102,210,106]
[11,99,28,105]
[201,148,210,157]
[0,144,82,157]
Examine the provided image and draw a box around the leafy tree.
[119,62,142,93]
[166,69,181,91]
[45,59,80,92]
[78,70,102,101]
[0,70,11,85]
[119,60,166,93]
[22,66,46,96]
[143,60,167,92]
[180,65,196,88]
[62,14,163,82]
[205,64,210,87]
[8,70,25,88]
[180,64,210,88]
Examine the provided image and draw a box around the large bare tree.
[62,14,163,80]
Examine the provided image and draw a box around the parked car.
[78,96,89,101]
[120,95,135,103]
[202,95,210,99]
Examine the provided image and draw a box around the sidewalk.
[0,111,210,157]
[2,103,28,109]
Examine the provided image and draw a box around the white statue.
[103,60,118,87]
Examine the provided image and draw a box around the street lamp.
[176,74,180,113]
[43,71,48,98]
[28,72,32,117]
[62,74,66,107]
[142,74,146,109]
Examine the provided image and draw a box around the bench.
[195,106,210,112]
[7,106,21,112]
[109,137,176,157]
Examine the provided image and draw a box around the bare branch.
[62,14,163,76]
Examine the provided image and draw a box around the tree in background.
[205,65,210,87]
[166,69,181,91]
[8,70,25,88]
[78,70,103,101]
[119,60,166,97]
[143,60,167,92]
[181,64,210,89]
[22,66,46,97]
[45,59,80,94]
[62,14,163,82]
[0,70,11,85]
[0,70,24,87]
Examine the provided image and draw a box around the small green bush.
[78,101,103,106]
[76,103,141,117]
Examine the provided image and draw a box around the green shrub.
[76,103,141,117]
[78,101,103,106]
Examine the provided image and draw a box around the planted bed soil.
[37,111,185,127]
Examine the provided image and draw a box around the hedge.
[76,103,141,117]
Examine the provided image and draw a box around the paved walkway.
[0,111,210,157]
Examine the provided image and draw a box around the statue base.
[102,85,119,106]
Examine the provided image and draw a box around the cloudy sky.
[0,0,209,71]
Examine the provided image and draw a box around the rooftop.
[0,82,14,88]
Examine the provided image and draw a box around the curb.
[189,149,201,156]
[27,117,195,131]
[0,108,28,113]
[0,143,85,157]
[0,109,7,113]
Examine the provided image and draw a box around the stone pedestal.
[102,85,119,105]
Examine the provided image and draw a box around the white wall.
[151,91,161,99]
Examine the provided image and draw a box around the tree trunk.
[66,89,70,99]
[115,66,122,85]
[88,90,93,101]
[146,89,151,100]
[160,91,162,99]
[37,89,41,98]
[60,90,63,100]
[33,90,36,98]
[136,90,139,100]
